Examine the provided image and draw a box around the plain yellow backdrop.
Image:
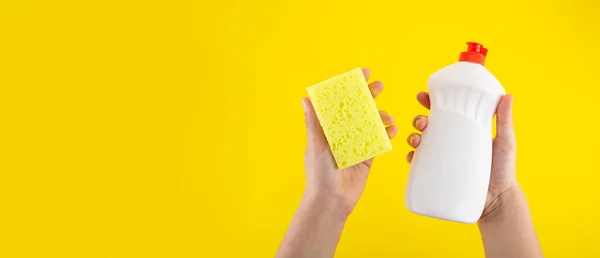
[1,0,599,257]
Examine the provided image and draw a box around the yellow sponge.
[307,68,392,169]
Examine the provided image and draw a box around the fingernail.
[302,99,308,113]
[415,119,421,129]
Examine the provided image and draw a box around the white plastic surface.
[406,61,506,224]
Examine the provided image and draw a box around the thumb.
[495,94,516,148]
[302,97,328,151]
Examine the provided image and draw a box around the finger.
[369,81,384,98]
[407,151,414,163]
[495,94,516,147]
[386,125,398,139]
[302,97,328,150]
[406,133,421,148]
[412,115,428,131]
[379,110,394,125]
[417,92,431,110]
[362,68,371,81]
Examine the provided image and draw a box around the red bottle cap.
[459,42,488,66]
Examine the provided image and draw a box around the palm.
[337,164,371,212]
[303,143,374,214]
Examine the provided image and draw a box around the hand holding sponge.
[307,68,393,169]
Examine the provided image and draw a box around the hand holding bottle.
[406,91,517,218]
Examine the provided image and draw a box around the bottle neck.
[459,52,486,66]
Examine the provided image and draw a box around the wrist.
[479,184,522,224]
[299,191,350,222]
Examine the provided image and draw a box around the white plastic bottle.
[405,42,506,224]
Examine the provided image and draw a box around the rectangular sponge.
[307,68,392,169]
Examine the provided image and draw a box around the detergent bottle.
[406,42,506,224]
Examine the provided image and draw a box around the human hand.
[301,68,398,217]
[405,92,518,220]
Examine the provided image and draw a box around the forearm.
[276,193,348,258]
[478,185,543,258]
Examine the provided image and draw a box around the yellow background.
[1,0,599,257]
